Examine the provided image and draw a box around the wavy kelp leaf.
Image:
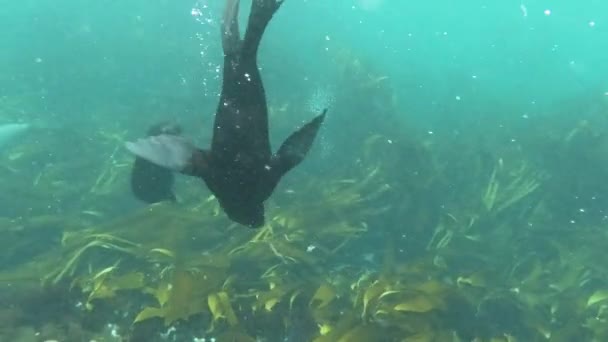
[265,298,280,312]
[163,268,211,325]
[369,284,446,317]
[393,295,441,313]
[308,283,341,328]
[311,312,359,342]
[322,222,368,239]
[143,283,171,306]
[289,289,303,310]
[309,283,336,309]
[134,267,221,326]
[270,213,300,230]
[45,232,142,285]
[208,291,238,327]
[88,202,223,248]
[457,273,487,288]
[268,239,317,265]
[78,264,145,310]
[549,265,585,292]
[254,285,292,313]
[361,280,390,318]
[149,248,175,259]
[318,323,332,336]
[134,307,164,324]
[373,308,434,335]
[587,290,608,307]
[107,271,145,289]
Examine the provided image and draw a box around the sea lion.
[126,0,326,228]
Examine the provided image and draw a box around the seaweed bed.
[2,52,608,342]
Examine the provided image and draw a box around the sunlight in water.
[357,0,385,11]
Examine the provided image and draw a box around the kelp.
[480,158,544,217]
[134,265,227,327]
[7,159,606,341]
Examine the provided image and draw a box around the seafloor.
[1,51,608,342]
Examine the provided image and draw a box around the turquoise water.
[2,0,608,341]
[4,0,607,125]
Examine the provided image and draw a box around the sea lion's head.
[219,199,265,228]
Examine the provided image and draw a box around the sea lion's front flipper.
[126,134,211,178]
[126,135,198,173]
[272,109,327,175]
[222,0,241,55]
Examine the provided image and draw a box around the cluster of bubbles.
[306,84,335,114]
[190,0,222,98]
[306,85,336,159]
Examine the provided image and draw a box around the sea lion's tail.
[222,0,241,55]
[271,109,327,176]
[222,0,283,57]
[242,0,284,57]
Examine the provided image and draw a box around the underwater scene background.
[2,0,608,341]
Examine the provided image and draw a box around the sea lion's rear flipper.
[130,156,176,203]
[242,0,284,57]
[272,109,327,176]
[222,0,241,55]
[129,123,182,204]
[126,134,211,177]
